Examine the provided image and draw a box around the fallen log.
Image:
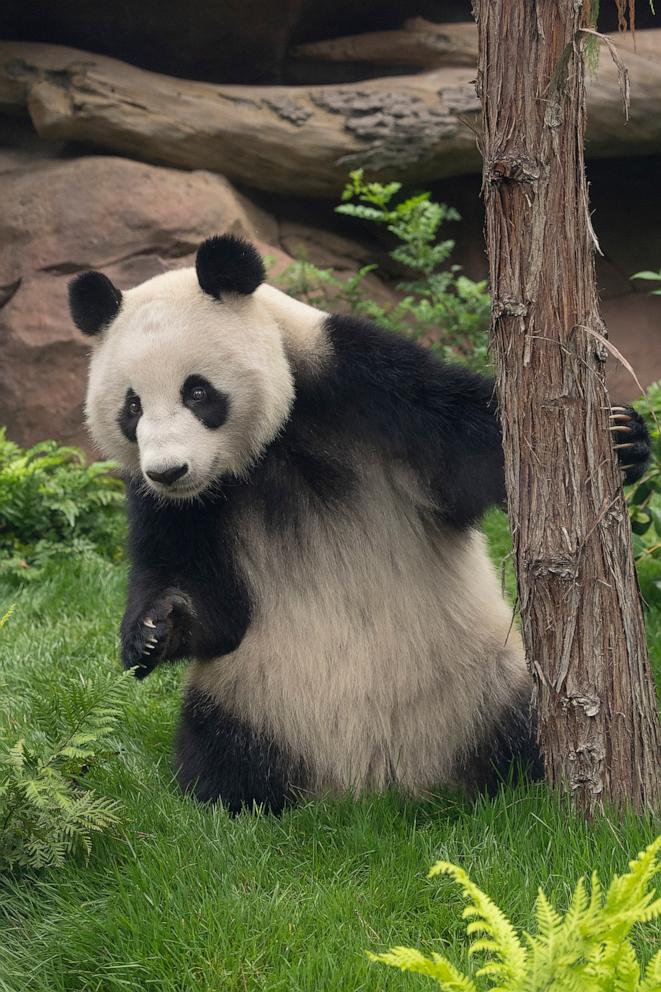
[289,18,478,69]
[1,34,660,198]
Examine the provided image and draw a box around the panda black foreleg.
[122,483,252,677]
[121,563,250,678]
[120,577,195,679]
[175,688,305,814]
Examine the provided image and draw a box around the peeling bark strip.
[476,2,661,813]
[1,36,661,197]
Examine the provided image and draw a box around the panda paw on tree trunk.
[609,406,650,486]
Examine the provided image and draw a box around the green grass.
[0,514,659,992]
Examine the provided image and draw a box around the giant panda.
[68,234,651,813]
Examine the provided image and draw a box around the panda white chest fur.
[192,459,526,795]
[68,234,650,812]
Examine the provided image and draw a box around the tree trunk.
[475,1,661,813]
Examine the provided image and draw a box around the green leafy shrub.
[632,269,661,296]
[0,631,131,870]
[0,429,125,578]
[629,271,661,586]
[337,170,491,365]
[369,837,661,991]
[628,384,661,605]
[275,256,379,316]
[276,169,491,369]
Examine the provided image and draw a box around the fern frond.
[608,836,661,910]
[0,604,15,630]
[613,942,641,992]
[587,870,603,914]
[0,669,130,869]
[639,949,661,992]
[4,738,26,770]
[564,876,590,933]
[429,860,527,985]
[532,887,565,968]
[598,836,661,942]
[534,888,563,939]
[368,836,661,992]
[467,938,500,956]
[367,948,478,991]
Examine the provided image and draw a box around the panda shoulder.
[318,311,496,409]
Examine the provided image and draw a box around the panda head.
[69,235,313,500]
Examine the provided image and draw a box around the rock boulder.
[0,156,277,451]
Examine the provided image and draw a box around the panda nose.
[146,464,189,486]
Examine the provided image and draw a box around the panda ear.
[68,271,123,336]
[196,235,265,299]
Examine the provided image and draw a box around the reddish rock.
[0,156,278,451]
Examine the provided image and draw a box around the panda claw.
[608,424,633,433]
[143,618,156,629]
[613,442,637,450]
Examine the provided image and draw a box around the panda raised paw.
[608,406,651,486]
[121,589,193,679]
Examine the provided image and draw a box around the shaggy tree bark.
[475,1,661,813]
[1,37,661,197]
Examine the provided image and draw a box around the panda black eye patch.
[118,388,142,442]
[182,375,229,429]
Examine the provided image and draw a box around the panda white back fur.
[70,235,545,811]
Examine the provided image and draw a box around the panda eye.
[128,396,141,416]
[182,376,227,429]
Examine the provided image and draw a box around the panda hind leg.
[175,688,306,814]
[457,688,544,796]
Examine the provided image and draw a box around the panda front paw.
[121,589,193,679]
[609,406,651,486]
